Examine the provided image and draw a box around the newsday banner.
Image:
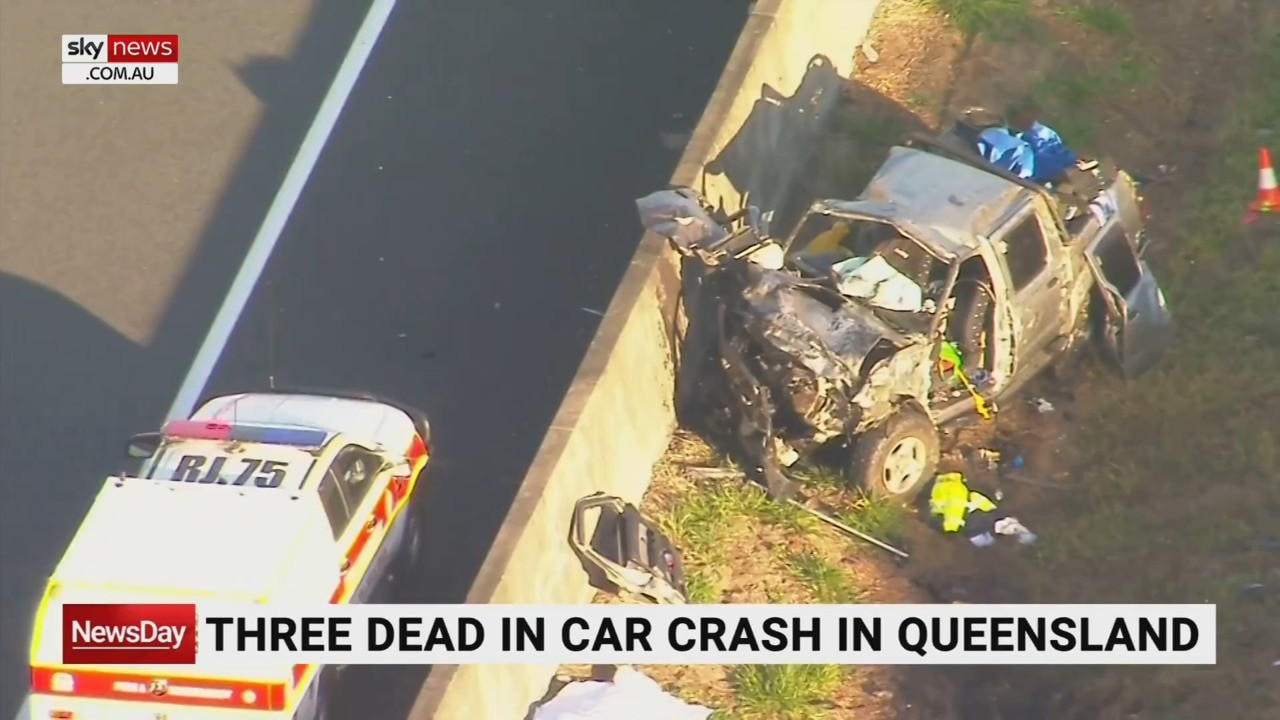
[58,603,1216,666]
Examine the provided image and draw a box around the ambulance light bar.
[162,420,329,448]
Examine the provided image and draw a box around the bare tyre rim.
[882,437,928,494]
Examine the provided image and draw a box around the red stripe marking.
[31,666,284,710]
[301,432,430,690]
[327,431,429,603]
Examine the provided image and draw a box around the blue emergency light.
[162,420,330,448]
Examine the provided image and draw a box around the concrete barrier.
[407,1,881,718]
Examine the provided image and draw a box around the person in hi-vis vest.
[928,472,1036,547]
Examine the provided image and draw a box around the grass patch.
[789,551,862,603]
[729,664,844,720]
[790,464,846,490]
[1057,1,1133,37]
[924,0,1032,38]
[1011,28,1280,717]
[787,465,910,544]
[1026,75,1103,144]
[621,433,898,716]
[1025,49,1154,145]
[835,492,911,544]
[661,481,819,557]
[683,569,722,604]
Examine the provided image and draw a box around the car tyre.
[847,405,939,503]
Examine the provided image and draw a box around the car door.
[991,201,1068,367]
[1083,221,1174,378]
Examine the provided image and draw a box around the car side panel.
[971,242,1018,392]
[989,201,1068,369]
[1030,195,1079,341]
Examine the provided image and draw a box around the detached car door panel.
[1084,222,1174,378]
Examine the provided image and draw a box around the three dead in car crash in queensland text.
[638,113,1175,504]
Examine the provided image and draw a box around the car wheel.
[847,405,940,503]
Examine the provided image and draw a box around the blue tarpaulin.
[974,121,1079,184]
[976,127,1036,179]
[1017,121,1078,183]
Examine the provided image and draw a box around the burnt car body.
[638,116,1174,502]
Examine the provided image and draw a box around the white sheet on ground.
[532,667,713,720]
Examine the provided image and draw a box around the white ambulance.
[26,390,431,720]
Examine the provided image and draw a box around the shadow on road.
[0,1,375,715]
[146,0,377,393]
[0,272,149,712]
[3,1,751,718]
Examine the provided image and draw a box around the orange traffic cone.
[1249,147,1280,213]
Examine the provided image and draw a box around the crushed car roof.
[816,146,1034,258]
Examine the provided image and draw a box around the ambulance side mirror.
[125,432,162,459]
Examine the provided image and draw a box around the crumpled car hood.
[728,260,911,379]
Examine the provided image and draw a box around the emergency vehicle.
[26,390,431,720]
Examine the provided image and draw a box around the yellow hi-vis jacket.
[929,472,997,533]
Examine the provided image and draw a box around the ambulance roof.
[52,471,319,600]
[194,393,418,450]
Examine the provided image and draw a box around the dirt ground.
[825,1,1280,718]
[553,1,1280,718]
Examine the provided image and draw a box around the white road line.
[164,0,400,422]
[13,3,399,720]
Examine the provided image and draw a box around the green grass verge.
[1013,28,1280,716]
[924,0,1033,38]
[652,450,879,716]
[658,478,821,604]
[728,664,845,720]
[1056,1,1133,37]
[657,10,1280,717]
[789,551,864,603]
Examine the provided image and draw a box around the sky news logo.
[61,604,197,664]
[62,34,179,85]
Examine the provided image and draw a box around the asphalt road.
[1,0,362,710]
[1,0,744,717]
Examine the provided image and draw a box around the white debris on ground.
[532,667,713,720]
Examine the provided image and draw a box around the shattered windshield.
[788,212,948,320]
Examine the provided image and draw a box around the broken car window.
[1002,214,1050,291]
[791,214,906,259]
[791,214,947,316]
[316,446,380,539]
[317,471,351,540]
[1093,224,1142,298]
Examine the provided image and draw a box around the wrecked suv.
[638,115,1174,503]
